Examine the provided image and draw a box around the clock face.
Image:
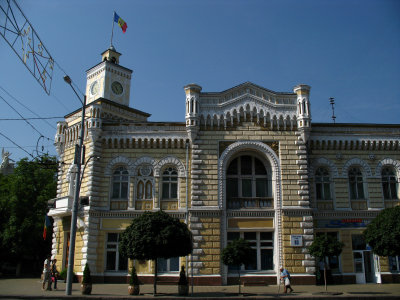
[90,81,99,96]
[111,81,123,95]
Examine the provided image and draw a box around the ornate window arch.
[341,158,372,178]
[315,166,332,201]
[310,157,339,179]
[375,158,400,179]
[218,141,281,210]
[154,156,185,177]
[105,156,134,210]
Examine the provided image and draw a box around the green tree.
[308,235,344,291]
[363,206,400,257]
[221,238,253,294]
[0,155,57,276]
[119,211,192,295]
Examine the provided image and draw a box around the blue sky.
[0,0,399,162]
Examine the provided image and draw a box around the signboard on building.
[316,219,371,228]
[291,235,303,247]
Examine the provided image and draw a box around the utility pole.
[63,75,86,296]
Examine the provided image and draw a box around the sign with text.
[291,235,303,247]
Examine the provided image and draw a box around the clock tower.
[85,45,132,106]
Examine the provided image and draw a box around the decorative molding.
[375,157,400,178]
[341,158,372,178]
[309,157,339,178]
[104,155,134,176]
[131,156,156,175]
[313,210,380,219]
[154,156,186,177]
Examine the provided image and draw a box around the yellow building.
[48,46,400,285]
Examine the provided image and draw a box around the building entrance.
[353,250,373,283]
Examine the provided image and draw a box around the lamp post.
[64,75,86,295]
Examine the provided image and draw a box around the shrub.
[129,266,140,286]
[82,263,92,284]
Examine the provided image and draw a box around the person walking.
[280,267,294,293]
[50,259,58,290]
[42,255,52,291]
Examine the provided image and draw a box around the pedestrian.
[42,255,52,291]
[280,267,294,293]
[50,258,58,290]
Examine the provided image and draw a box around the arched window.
[161,167,178,200]
[315,167,331,200]
[136,165,153,201]
[381,167,398,200]
[348,167,364,200]
[226,154,272,209]
[112,167,129,199]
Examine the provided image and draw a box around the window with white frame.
[157,257,179,273]
[161,167,178,200]
[381,167,399,200]
[112,167,129,199]
[348,167,365,200]
[105,233,128,272]
[315,167,332,200]
[227,231,273,271]
[226,155,272,209]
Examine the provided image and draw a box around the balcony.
[51,196,73,209]
[228,197,273,209]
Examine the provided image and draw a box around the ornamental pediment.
[197,82,298,128]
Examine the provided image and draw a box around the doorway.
[353,250,373,283]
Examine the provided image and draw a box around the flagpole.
[110,11,115,47]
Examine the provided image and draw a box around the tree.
[221,238,253,294]
[363,206,400,257]
[0,155,57,276]
[119,211,192,295]
[308,234,344,291]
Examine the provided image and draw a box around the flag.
[43,214,51,240]
[114,12,128,33]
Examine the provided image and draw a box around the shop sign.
[316,219,371,228]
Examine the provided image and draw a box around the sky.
[0,0,399,163]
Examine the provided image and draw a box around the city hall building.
[48,47,400,285]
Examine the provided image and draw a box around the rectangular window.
[351,234,366,250]
[227,231,274,272]
[106,233,128,272]
[389,256,400,272]
[157,257,179,272]
[316,232,341,273]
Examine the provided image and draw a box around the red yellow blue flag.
[43,214,51,240]
[114,12,128,33]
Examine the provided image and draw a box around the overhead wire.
[0,130,34,158]
[0,85,57,129]
[0,93,52,140]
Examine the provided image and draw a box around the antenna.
[329,97,336,124]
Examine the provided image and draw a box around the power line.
[0,117,63,121]
[0,130,34,158]
[0,93,52,139]
[0,85,57,130]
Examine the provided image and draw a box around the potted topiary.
[128,266,141,295]
[81,263,92,295]
[178,266,189,296]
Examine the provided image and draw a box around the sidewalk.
[1,278,400,299]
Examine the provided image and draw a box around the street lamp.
[63,75,86,295]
